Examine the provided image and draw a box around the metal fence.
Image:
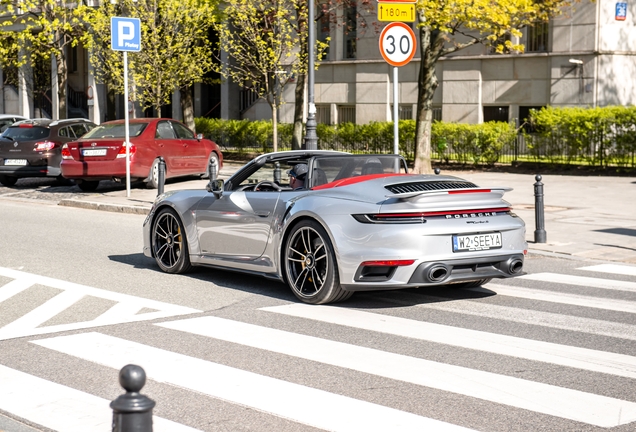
[214,133,636,168]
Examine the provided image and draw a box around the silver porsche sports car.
[143,150,527,304]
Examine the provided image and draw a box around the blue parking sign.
[111,17,141,52]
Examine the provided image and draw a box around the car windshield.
[310,155,407,186]
[1,126,50,140]
[82,123,147,139]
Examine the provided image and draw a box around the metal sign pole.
[393,66,398,155]
[124,51,131,198]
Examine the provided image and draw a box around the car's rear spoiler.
[385,187,513,200]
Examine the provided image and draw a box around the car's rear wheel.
[77,180,100,192]
[201,152,219,179]
[146,158,161,189]
[152,208,191,274]
[284,220,353,304]
[0,175,17,187]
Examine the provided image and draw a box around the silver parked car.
[143,150,527,304]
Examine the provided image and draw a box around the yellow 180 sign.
[377,2,416,23]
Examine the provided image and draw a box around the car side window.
[70,124,88,138]
[156,121,176,139]
[58,127,69,137]
[171,122,194,140]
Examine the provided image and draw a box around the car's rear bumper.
[61,159,146,181]
[0,165,61,178]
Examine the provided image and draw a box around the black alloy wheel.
[284,220,353,304]
[0,175,18,187]
[152,208,192,274]
[77,180,100,192]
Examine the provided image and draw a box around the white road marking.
[158,316,636,427]
[33,332,477,432]
[478,283,636,314]
[380,294,636,341]
[578,263,636,277]
[0,364,201,432]
[519,272,636,292]
[262,304,636,379]
[0,267,200,340]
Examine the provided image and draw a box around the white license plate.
[82,149,107,156]
[453,232,502,252]
[4,159,27,166]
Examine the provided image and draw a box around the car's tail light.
[34,141,56,151]
[61,144,72,160]
[360,260,415,267]
[18,123,33,128]
[355,259,415,282]
[352,207,511,224]
[116,142,137,158]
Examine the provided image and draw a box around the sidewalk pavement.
[56,163,636,264]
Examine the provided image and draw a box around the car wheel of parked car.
[284,220,353,304]
[77,180,100,192]
[201,152,219,179]
[152,208,192,274]
[0,175,17,187]
[55,175,74,186]
[146,158,161,189]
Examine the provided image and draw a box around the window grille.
[432,107,442,121]
[337,105,356,123]
[315,105,331,125]
[526,22,549,52]
[483,106,509,122]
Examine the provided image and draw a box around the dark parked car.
[0,118,96,187]
[0,114,28,133]
[60,118,223,191]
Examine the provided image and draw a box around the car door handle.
[158,143,164,147]
[255,211,270,217]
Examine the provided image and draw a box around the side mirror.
[196,133,203,140]
[207,178,224,198]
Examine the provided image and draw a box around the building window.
[483,106,509,122]
[526,22,548,52]
[68,45,78,73]
[518,106,544,132]
[432,107,442,121]
[318,3,330,58]
[337,105,355,123]
[316,105,331,124]
[344,6,356,59]
[391,105,413,120]
[488,33,511,55]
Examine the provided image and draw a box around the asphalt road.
[1,199,636,431]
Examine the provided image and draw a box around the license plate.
[4,159,27,166]
[82,149,107,156]
[453,232,502,252]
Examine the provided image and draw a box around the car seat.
[361,159,384,175]
[312,168,329,187]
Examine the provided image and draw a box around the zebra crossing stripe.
[261,304,636,379]
[378,293,636,341]
[578,264,636,277]
[0,267,200,340]
[158,316,636,427]
[32,332,477,432]
[0,364,201,432]
[519,272,636,292]
[478,283,636,314]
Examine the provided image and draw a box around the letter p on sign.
[111,17,141,52]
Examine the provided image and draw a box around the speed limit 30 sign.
[379,22,416,67]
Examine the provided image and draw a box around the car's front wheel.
[283,220,353,304]
[0,175,17,187]
[146,158,161,189]
[152,208,192,274]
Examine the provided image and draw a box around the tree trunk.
[180,87,195,131]
[413,23,444,174]
[292,72,306,150]
[55,51,67,120]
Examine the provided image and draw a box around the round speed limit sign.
[379,22,416,67]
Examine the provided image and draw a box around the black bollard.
[434,168,441,175]
[111,364,155,432]
[533,174,547,243]
[157,157,166,196]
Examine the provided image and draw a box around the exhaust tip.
[508,259,523,275]
[427,264,449,282]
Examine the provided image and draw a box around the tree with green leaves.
[412,0,585,174]
[85,0,217,130]
[0,0,92,119]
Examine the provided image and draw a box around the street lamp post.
[304,0,318,150]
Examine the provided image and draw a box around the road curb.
[58,199,150,215]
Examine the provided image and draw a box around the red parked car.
[60,118,223,191]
